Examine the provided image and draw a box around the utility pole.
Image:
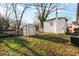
[76,3,79,24]
[55,4,59,21]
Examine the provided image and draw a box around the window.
[50,22,53,26]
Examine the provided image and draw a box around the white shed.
[23,24,35,36]
[44,17,68,34]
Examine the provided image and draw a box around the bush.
[65,32,74,35]
[74,28,79,36]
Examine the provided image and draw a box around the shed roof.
[45,17,68,22]
[23,24,35,28]
[25,24,35,26]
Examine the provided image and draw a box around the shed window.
[50,22,53,26]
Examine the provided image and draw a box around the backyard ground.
[0,33,79,56]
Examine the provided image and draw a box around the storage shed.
[44,17,68,34]
[23,24,35,36]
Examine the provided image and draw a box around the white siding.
[23,26,27,36]
[27,25,35,36]
[44,20,56,33]
[44,18,67,34]
[23,25,35,36]
[56,19,66,34]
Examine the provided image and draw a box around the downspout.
[55,5,58,34]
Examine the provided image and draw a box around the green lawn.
[0,33,79,56]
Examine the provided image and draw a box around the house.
[23,24,35,36]
[67,21,79,33]
[43,17,68,34]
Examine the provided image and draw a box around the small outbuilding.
[23,24,35,36]
[44,17,68,34]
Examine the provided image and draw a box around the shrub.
[65,32,74,35]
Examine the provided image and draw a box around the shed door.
[28,26,34,36]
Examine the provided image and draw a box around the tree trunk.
[16,25,21,35]
[39,21,44,32]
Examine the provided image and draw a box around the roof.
[25,24,35,26]
[23,24,35,27]
[45,17,68,22]
[72,21,77,24]
[72,21,79,25]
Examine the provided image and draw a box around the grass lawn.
[0,33,79,56]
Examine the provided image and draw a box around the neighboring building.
[43,17,68,34]
[23,24,35,36]
[67,4,79,33]
[68,21,79,33]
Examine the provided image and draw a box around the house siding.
[56,19,66,34]
[44,18,67,34]
[44,20,56,33]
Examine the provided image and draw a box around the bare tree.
[0,3,14,30]
[5,4,15,29]
[0,14,5,31]
[11,3,28,35]
[33,3,58,32]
